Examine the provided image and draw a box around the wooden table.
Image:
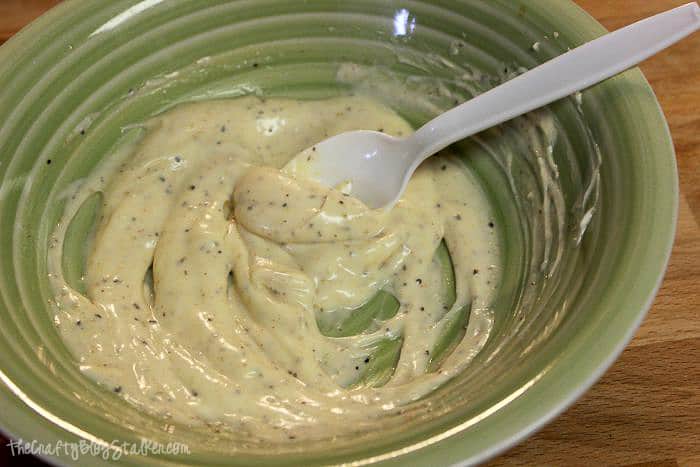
[1,1,698,466]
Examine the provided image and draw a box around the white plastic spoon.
[288,2,700,209]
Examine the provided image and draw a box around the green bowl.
[0,0,677,465]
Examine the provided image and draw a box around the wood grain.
[0,1,697,466]
[0,0,61,45]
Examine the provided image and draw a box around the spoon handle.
[410,2,700,159]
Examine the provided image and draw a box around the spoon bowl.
[287,130,411,209]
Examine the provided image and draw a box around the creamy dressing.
[48,96,500,441]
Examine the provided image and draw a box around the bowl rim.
[0,0,679,466]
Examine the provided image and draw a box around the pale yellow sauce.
[48,96,499,441]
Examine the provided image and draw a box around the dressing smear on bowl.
[47,96,501,441]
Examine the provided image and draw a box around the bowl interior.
[0,0,676,465]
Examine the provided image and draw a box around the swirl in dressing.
[48,96,500,441]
